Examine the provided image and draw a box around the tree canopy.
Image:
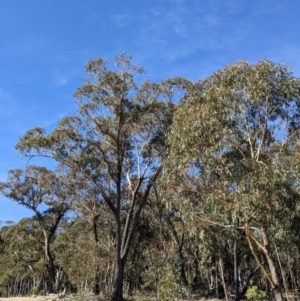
[1,57,300,301]
[165,60,300,301]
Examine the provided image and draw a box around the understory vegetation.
[1,54,300,301]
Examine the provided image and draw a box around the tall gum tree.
[15,54,183,301]
[165,61,300,301]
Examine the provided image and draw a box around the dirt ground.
[0,294,188,301]
[0,295,113,301]
[0,295,65,301]
[0,296,138,301]
[0,295,91,301]
[0,297,51,301]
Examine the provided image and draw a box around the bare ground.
[0,295,103,301]
[0,296,54,301]
[0,294,204,301]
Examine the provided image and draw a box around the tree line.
[1,54,300,301]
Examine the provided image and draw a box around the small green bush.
[246,285,267,300]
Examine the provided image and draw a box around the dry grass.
[0,297,51,301]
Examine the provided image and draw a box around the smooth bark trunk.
[261,226,283,301]
[245,222,283,301]
[234,220,240,301]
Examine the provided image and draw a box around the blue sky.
[1,0,300,222]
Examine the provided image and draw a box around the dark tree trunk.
[176,234,187,286]
[93,267,101,295]
[239,265,260,298]
[193,245,200,287]
[92,216,100,295]
[179,249,188,286]
[109,166,163,301]
[40,211,65,294]
[111,215,125,301]
[44,234,55,293]
[170,225,188,286]
[233,238,239,301]
[111,258,125,301]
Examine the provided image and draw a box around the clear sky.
[1,0,300,222]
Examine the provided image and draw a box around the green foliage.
[53,216,114,293]
[246,286,267,300]
[163,60,300,301]
[165,59,300,234]
[142,253,188,301]
[0,218,48,296]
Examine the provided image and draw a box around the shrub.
[246,285,267,300]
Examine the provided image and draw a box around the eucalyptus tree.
[0,218,42,296]
[0,166,70,293]
[15,54,179,300]
[53,214,115,295]
[166,60,300,301]
[65,176,108,294]
[147,192,190,287]
[0,218,50,296]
